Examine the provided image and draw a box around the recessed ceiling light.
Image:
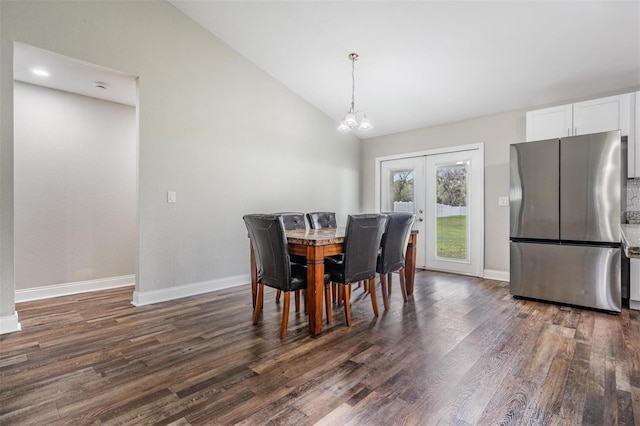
[31,68,50,77]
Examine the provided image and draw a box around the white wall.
[14,81,136,290]
[0,1,361,327]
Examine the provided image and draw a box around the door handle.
[418,218,424,222]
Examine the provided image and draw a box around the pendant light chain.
[350,54,356,113]
[337,52,372,132]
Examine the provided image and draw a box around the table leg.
[405,233,417,295]
[306,245,325,335]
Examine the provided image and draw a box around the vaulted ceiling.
[169,1,640,139]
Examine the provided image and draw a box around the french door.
[377,145,484,276]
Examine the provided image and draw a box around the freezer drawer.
[510,242,621,312]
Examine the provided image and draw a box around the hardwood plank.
[1,271,639,425]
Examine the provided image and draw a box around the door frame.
[374,143,484,277]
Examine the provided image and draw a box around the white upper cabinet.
[635,91,640,180]
[526,93,636,177]
[526,105,573,141]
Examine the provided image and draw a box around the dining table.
[249,227,418,336]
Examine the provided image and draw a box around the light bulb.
[343,112,357,127]
[358,116,373,130]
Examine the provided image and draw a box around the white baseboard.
[0,311,21,335]
[132,274,251,306]
[483,269,510,282]
[630,300,640,311]
[15,275,135,303]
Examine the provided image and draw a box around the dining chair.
[243,214,329,338]
[376,212,416,311]
[271,212,306,309]
[324,214,387,326]
[306,212,337,229]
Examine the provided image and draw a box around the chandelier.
[337,53,373,132]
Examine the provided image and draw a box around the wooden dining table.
[249,227,418,336]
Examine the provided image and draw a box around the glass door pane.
[426,149,483,276]
[435,162,469,261]
[380,157,426,268]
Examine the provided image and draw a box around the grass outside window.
[437,215,467,259]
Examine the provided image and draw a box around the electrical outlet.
[498,196,509,206]
[167,191,176,203]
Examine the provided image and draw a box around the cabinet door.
[573,94,633,177]
[573,94,631,136]
[634,91,639,178]
[525,105,572,141]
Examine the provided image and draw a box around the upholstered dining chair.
[306,212,337,229]
[271,212,306,308]
[243,214,329,338]
[324,214,387,326]
[376,212,416,311]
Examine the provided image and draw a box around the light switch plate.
[498,196,509,206]
[167,191,176,203]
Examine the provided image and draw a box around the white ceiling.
[13,42,137,106]
[13,2,640,139]
[169,0,640,139]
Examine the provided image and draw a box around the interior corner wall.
[14,82,136,290]
[0,0,361,314]
[0,6,17,325]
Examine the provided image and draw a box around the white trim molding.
[0,312,21,335]
[15,275,135,303]
[483,269,510,282]
[132,274,250,306]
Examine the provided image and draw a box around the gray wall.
[0,1,361,322]
[361,88,640,275]
[361,109,526,275]
[14,82,136,290]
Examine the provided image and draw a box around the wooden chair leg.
[276,289,281,303]
[380,273,390,311]
[332,283,338,304]
[252,280,257,308]
[342,284,352,327]
[387,273,393,295]
[294,290,300,313]
[399,268,408,302]
[324,284,332,324]
[303,289,307,313]
[280,292,290,339]
[253,284,264,324]
[369,278,379,317]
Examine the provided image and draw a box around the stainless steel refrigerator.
[509,130,626,312]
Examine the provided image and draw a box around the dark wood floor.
[1,270,639,425]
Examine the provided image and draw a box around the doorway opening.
[376,144,484,277]
[13,42,139,303]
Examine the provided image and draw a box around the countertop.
[620,224,640,258]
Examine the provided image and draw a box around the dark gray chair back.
[306,212,337,229]
[243,214,295,291]
[377,212,415,274]
[272,212,306,231]
[342,214,387,283]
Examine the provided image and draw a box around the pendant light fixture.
[337,53,373,132]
